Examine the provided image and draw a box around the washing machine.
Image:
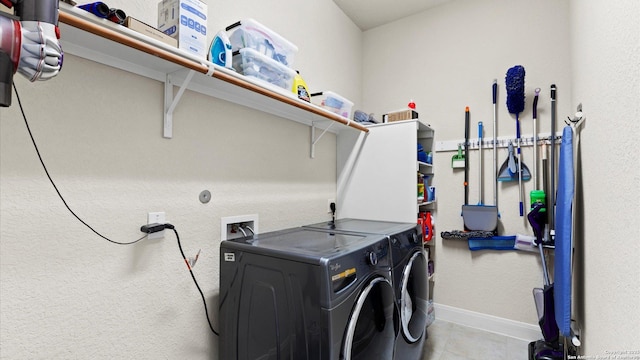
[303,219,430,360]
[219,227,397,360]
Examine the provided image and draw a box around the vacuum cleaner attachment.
[78,2,126,24]
[107,8,125,25]
[78,2,110,18]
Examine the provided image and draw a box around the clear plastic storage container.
[310,91,354,119]
[232,47,296,91]
[226,18,298,68]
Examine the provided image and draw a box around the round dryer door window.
[400,250,429,343]
[342,277,396,360]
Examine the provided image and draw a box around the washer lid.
[304,218,416,235]
[224,227,383,261]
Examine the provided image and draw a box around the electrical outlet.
[147,212,166,239]
[327,199,336,214]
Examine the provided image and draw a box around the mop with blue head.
[505,65,527,216]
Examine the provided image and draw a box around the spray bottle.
[292,71,310,102]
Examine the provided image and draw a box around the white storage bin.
[233,47,296,91]
[310,91,354,119]
[226,18,298,68]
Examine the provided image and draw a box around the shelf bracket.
[164,69,196,138]
[310,121,335,158]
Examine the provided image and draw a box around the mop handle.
[464,107,470,205]
[542,142,550,242]
[478,121,483,205]
[533,88,540,189]
[516,115,521,152]
[492,80,498,207]
[549,85,557,230]
[517,113,523,216]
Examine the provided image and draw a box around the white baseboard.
[434,303,542,341]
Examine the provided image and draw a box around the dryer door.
[400,250,429,343]
[342,277,396,360]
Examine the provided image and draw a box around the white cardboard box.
[157,0,208,58]
[125,17,177,48]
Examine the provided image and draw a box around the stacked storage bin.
[309,91,354,119]
[226,19,298,93]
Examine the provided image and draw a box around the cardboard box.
[157,0,207,58]
[382,109,419,123]
[125,17,177,48]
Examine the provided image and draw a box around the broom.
[505,65,526,216]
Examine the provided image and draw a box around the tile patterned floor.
[422,320,531,360]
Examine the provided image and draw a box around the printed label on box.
[158,0,207,57]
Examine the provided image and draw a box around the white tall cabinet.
[337,119,435,222]
[337,119,436,306]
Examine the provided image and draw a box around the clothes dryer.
[303,219,429,360]
[219,227,396,360]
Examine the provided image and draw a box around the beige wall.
[107,0,363,107]
[362,0,640,352]
[362,0,573,326]
[0,0,361,358]
[569,0,640,355]
[2,0,638,357]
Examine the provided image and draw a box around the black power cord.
[13,83,146,245]
[14,83,219,336]
[142,224,219,336]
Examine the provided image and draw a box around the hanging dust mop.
[505,65,527,216]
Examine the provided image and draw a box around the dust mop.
[505,65,527,216]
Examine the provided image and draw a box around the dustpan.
[498,141,531,181]
[451,144,465,168]
[462,205,498,231]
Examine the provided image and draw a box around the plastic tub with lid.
[226,18,298,68]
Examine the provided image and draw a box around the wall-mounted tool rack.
[435,131,564,152]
